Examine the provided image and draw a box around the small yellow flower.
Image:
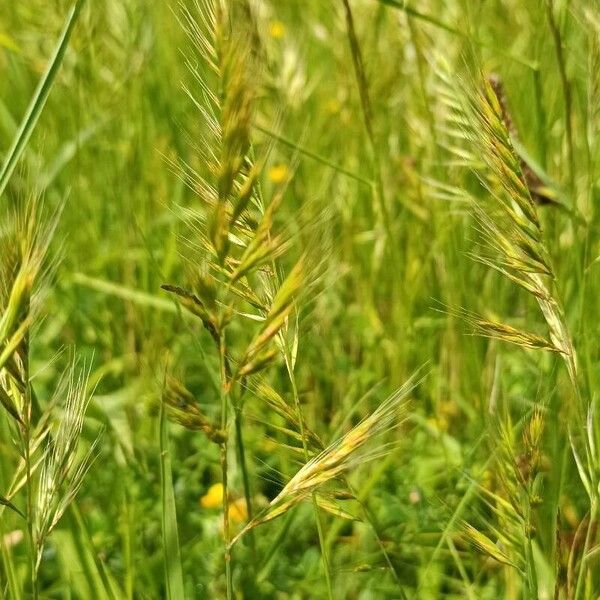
[269,164,289,184]
[200,483,223,508]
[200,484,248,524]
[229,498,248,524]
[269,20,285,39]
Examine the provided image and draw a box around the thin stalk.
[376,0,539,70]
[352,486,408,598]
[233,406,256,557]
[554,283,597,599]
[532,68,548,170]
[218,291,255,556]
[159,396,185,600]
[446,536,477,600]
[0,0,86,198]
[253,123,373,187]
[283,349,334,600]
[257,511,296,582]
[546,0,574,191]
[323,453,408,597]
[218,332,233,600]
[566,509,589,597]
[220,441,232,600]
[22,414,37,600]
[20,334,38,600]
[340,0,392,239]
[574,498,597,599]
[312,502,334,599]
[551,418,569,600]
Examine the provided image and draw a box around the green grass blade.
[253,123,373,187]
[72,273,179,313]
[0,521,21,600]
[39,117,108,190]
[160,402,186,600]
[52,504,120,600]
[376,0,538,70]
[0,495,24,519]
[0,0,86,198]
[376,0,459,34]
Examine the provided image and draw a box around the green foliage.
[2,0,600,598]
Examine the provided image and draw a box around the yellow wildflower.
[229,498,248,524]
[200,483,223,508]
[200,484,248,524]
[269,20,285,39]
[269,164,289,184]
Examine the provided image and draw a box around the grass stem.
[546,0,575,191]
[283,349,334,600]
[219,332,233,600]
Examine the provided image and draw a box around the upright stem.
[546,0,574,191]
[233,406,256,557]
[340,0,392,238]
[574,498,597,599]
[283,350,334,600]
[312,502,334,600]
[532,68,548,171]
[218,332,233,600]
[21,335,38,599]
[23,418,37,600]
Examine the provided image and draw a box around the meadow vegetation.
[1,0,600,598]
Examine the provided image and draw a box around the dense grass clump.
[2,0,600,598]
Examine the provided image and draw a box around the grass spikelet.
[251,381,323,452]
[235,256,306,377]
[272,386,411,502]
[231,373,419,546]
[35,362,100,571]
[163,3,319,597]
[463,310,562,353]
[436,52,600,595]
[460,522,520,570]
[438,59,578,384]
[0,200,59,350]
[162,376,225,443]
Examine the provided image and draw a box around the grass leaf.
[0,0,86,198]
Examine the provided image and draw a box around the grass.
[1,0,600,597]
